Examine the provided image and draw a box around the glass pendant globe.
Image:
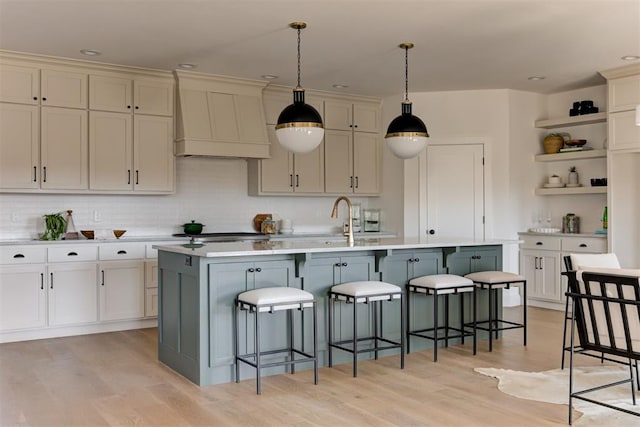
[386,135,428,159]
[276,127,325,153]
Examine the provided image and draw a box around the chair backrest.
[568,269,640,361]
[569,253,621,271]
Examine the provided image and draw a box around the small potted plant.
[568,166,579,185]
[41,212,66,240]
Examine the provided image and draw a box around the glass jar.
[261,218,277,234]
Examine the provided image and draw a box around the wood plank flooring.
[0,307,602,426]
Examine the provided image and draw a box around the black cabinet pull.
[117,250,127,255]
[540,257,544,269]
[101,270,105,286]
[408,258,414,263]
[50,272,53,289]
[334,263,341,267]
[127,169,131,185]
[43,166,47,182]
[135,106,139,110]
[40,273,44,290]
[127,105,131,109]
[135,170,139,185]
[67,252,78,257]
[289,174,293,187]
[354,124,358,128]
[349,124,353,128]
[295,174,299,187]
[255,267,262,273]
[33,166,37,182]
[428,229,435,235]
[536,242,543,246]
[349,176,354,188]
[355,176,358,188]
[534,256,538,270]
[13,254,25,258]
[414,258,420,262]
[579,243,587,248]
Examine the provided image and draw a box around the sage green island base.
[154,238,514,386]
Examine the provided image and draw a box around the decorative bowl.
[80,230,94,240]
[565,139,587,147]
[113,229,126,239]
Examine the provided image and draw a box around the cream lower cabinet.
[145,260,158,317]
[0,264,47,331]
[47,263,98,326]
[99,261,145,321]
[519,233,607,310]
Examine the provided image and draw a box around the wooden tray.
[252,214,272,232]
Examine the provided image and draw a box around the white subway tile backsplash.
[0,157,372,240]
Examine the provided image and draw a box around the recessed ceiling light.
[261,74,279,80]
[332,84,349,89]
[621,55,640,61]
[527,76,546,81]
[178,63,196,69]
[80,49,101,56]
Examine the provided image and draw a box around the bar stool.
[328,281,404,377]
[235,287,318,394]
[464,271,526,352]
[406,274,476,362]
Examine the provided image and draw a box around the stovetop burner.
[172,232,267,242]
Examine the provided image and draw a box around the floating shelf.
[534,112,607,129]
[535,186,607,196]
[534,149,607,162]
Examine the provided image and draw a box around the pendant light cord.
[404,45,409,102]
[297,26,302,89]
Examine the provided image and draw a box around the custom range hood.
[174,70,270,158]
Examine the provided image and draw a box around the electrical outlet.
[93,210,101,222]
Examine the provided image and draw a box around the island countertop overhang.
[153,237,521,258]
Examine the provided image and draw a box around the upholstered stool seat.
[464,271,526,352]
[407,274,476,361]
[328,280,404,377]
[235,287,318,394]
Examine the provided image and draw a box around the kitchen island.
[154,237,519,386]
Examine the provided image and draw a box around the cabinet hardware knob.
[349,124,353,128]
[42,97,47,101]
[248,267,255,272]
[414,258,419,262]
[342,262,348,267]
[335,263,341,267]
[428,229,435,235]
[117,250,127,255]
[127,105,131,109]
[50,272,53,289]
[33,97,38,101]
[13,254,25,258]
[354,124,358,128]
[135,106,139,110]
[255,268,262,272]
[536,242,543,246]
[579,243,587,247]
[67,252,78,256]
[408,258,414,263]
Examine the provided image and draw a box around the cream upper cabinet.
[0,64,39,104]
[608,110,640,151]
[40,69,88,109]
[324,130,353,193]
[133,115,174,192]
[608,74,640,113]
[0,103,39,189]
[325,100,380,133]
[353,132,380,194]
[90,74,173,116]
[89,111,133,191]
[40,107,88,190]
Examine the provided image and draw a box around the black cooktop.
[173,232,265,237]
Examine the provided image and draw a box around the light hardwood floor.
[0,307,598,426]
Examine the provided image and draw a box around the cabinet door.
[134,78,174,116]
[353,132,380,194]
[145,288,159,317]
[381,252,413,284]
[0,265,46,331]
[324,129,353,193]
[609,110,640,151]
[235,94,268,145]
[411,250,443,278]
[258,127,294,193]
[89,111,133,190]
[40,107,88,190]
[608,75,640,113]
[133,115,174,192]
[339,255,376,283]
[353,103,379,133]
[0,64,39,104]
[0,103,39,189]
[294,142,325,193]
[48,263,98,326]
[324,100,353,130]
[207,92,240,142]
[520,251,539,299]
[89,75,133,113]
[446,247,501,276]
[41,69,87,109]
[472,247,500,272]
[99,261,145,321]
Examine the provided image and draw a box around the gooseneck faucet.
[331,196,354,246]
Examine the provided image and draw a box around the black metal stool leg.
[493,287,499,340]
[460,291,465,345]
[289,309,295,374]
[374,300,379,360]
[400,294,405,369]
[328,294,334,368]
[523,281,527,346]
[433,291,439,362]
[444,294,450,348]
[235,300,240,383]
[488,285,493,352]
[313,302,318,385]
[255,310,261,395]
[406,286,412,354]
[472,288,477,355]
[353,298,358,377]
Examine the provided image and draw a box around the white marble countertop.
[518,231,607,238]
[154,237,520,258]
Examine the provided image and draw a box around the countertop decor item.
[113,229,127,239]
[80,230,95,239]
[275,22,324,154]
[64,210,78,240]
[253,214,272,232]
[41,212,66,240]
[385,42,429,159]
[183,220,204,235]
[543,132,570,154]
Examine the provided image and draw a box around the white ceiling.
[0,0,638,97]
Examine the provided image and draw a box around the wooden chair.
[566,269,640,424]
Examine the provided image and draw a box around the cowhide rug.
[475,365,640,426]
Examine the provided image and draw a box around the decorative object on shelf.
[543,132,570,154]
[385,42,429,159]
[568,166,579,186]
[41,212,66,241]
[559,146,592,153]
[80,230,95,240]
[64,210,78,240]
[563,213,580,234]
[275,22,324,154]
[528,227,561,234]
[113,229,126,239]
[564,139,587,147]
[363,208,381,232]
[602,206,608,230]
[569,100,599,116]
[544,174,565,188]
[590,177,607,187]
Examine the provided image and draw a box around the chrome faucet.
[331,196,354,246]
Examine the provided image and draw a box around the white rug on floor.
[475,365,639,426]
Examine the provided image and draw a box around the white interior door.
[426,144,484,239]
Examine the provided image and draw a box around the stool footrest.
[329,336,402,355]
[470,319,524,332]
[237,348,316,369]
[409,326,474,341]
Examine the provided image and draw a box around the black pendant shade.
[276,88,323,129]
[385,101,429,138]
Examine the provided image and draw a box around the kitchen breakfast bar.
[154,237,519,386]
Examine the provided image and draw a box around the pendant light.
[385,42,429,159]
[276,22,324,153]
